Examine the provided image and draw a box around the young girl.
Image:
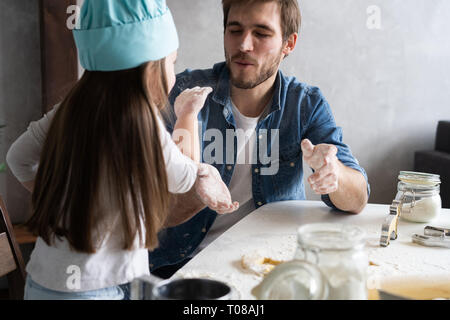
[6,0,238,300]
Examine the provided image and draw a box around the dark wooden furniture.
[0,196,26,300]
[1,0,78,301]
[415,121,450,208]
[12,224,37,245]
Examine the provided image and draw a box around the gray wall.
[0,0,41,222]
[0,0,42,291]
[168,0,450,204]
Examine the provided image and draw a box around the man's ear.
[282,33,298,58]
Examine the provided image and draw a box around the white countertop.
[173,200,450,299]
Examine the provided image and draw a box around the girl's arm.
[6,106,59,192]
[172,87,212,163]
[157,115,238,227]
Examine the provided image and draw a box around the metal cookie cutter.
[424,226,450,237]
[380,199,401,247]
[412,226,450,249]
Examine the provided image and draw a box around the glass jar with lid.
[295,223,368,300]
[394,171,441,223]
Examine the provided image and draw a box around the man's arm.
[300,88,369,214]
[329,163,368,214]
[164,186,205,227]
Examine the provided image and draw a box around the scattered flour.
[174,218,450,300]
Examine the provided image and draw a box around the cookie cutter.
[412,226,450,249]
[380,199,401,247]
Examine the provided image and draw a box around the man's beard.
[226,50,282,90]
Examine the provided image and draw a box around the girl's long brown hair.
[27,60,171,253]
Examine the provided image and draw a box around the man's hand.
[301,139,368,213]
[194,163,239,214]
[301,139,341,195]
[174,87,213,119]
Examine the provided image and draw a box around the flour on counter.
[175,219,450,299]
[175,233,297,300]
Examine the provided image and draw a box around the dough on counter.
[241,253,284,276]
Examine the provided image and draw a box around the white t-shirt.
[6,105,198,292]
[193,101,261,254]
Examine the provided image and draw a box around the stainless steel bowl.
[131,276,233,300]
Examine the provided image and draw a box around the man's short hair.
[222,0,301,41]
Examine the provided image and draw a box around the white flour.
[400,196,441,223]
[175,234,297,300]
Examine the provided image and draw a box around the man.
[150,0,370,278]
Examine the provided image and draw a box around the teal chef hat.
[73,0,179,71]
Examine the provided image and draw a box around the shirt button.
[254,168,259,173]
[257,201,263,206]
[180,254,185,258]
[227,165,232,171]
[202,228,207,233]
[290,162,295,167]
[149,264,154,268]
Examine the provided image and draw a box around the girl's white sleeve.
[157,116,198,194]
[6,107,57,183]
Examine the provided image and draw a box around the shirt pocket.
[271,142,303,199]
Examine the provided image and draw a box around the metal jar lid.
[398,171,441,186]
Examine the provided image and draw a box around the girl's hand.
[174,87,213,119]
[194,163,239,214]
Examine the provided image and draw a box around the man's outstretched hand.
[301,139,341,195]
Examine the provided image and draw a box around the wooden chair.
[13,224,37,246]
[0,195,26,300]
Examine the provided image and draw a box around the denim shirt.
[149,62,370,270]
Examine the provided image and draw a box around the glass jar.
[395,171,441,223]
[251,260,328,300]
[295,223,368,300]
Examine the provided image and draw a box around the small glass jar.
[295,223,368,300]
[395,171,441,223]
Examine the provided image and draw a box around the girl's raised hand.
[174,87,213,119]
